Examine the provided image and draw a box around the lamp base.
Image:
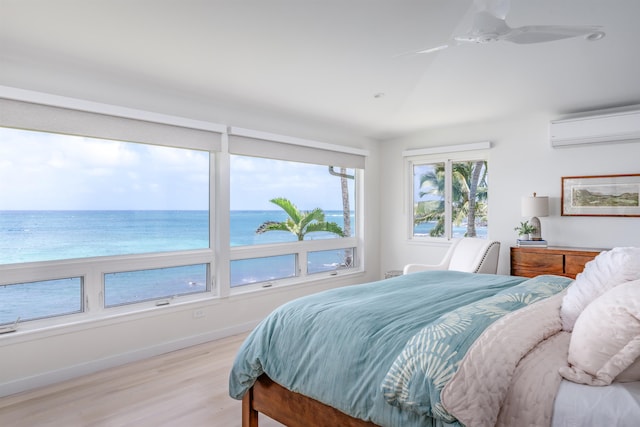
[529,216,543,240]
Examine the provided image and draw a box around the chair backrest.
[447,238,501,274]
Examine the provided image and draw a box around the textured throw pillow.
[559,279,640,386]
[561,247,640,331]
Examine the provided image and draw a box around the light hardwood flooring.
[0,333,285,427]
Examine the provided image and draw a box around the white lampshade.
[521,194,549,217]
[521,193,549,241]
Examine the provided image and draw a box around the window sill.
[406,237,452,247]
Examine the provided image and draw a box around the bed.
[229,248,640,427]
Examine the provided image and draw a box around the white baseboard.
[0,320,258,398]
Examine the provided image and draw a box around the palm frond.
[299,208,325,231]
[269,197,301,223]
[304,221,344,237]
[255,221,290,234]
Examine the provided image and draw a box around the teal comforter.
[381,275,572,422]
[228,271,533,426]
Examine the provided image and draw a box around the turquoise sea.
[0,210,354,324]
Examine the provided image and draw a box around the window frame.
[0,249,215,325]
[0,93,368,330]
[227,166,364,293]
[405,147,490,242]
[0,96,223,328]
[229,236,361,291]
[225,128,367,294]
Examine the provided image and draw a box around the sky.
[0,127,354,211]
[230,155,354,211]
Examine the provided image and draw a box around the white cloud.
[0,127,208,210]
[229,155,354,211]
[1,128,352,212]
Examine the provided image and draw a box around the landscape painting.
[562,174,640,216]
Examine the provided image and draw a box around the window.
[230,254,297,287]
[0,97,367,328]
[409,150,488,240]
[0,98,222,325]
[228,130,365,288]
[229,155,358,286]
[0,277,83,324]
[104,264,208,307]
[307,248,356,274]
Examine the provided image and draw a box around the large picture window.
[410,153,488,240]
[229,155,358,287]
[0,98,366,329]
[0,98,221,326]
[228,130,365,288]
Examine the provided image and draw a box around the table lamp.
[521,192,549,241]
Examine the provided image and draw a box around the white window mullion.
[215,135,230,298]
[229,238,358,260]
[298,250,308,279]
[84,266,103,315]
[355,168,366,270]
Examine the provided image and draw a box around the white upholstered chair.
[403,238,501,275]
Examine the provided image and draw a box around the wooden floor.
[0,333,285,427]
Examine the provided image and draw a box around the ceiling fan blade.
[416,44,450,54]
[503,25,603,44]
[392,43,450,58]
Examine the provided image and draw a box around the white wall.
[379,113,640,276]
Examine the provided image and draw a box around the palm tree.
[329,166,354,267]
[464,160,487,237]
[416,161,488,237]
[256,197,344,240]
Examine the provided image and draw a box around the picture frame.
[561,174,640,217]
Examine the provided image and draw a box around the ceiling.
[1,0,639,142]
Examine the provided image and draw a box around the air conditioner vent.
[550,108,640,147]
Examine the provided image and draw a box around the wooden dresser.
[510,246,605,279]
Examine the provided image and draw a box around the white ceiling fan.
[418,0,604,54]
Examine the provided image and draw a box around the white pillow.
[561,247,640,331]
[559,279,640,386]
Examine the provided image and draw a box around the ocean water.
[0,210,210,264]
[0,210,354,324]
[414,222,488,238]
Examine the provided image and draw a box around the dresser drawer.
[510,246,603,279]
[511,251,564,274]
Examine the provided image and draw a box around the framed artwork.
[561,174,640,217]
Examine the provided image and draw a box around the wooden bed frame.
[242,374,378,427]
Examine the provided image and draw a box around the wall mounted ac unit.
[550,108,640,147]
